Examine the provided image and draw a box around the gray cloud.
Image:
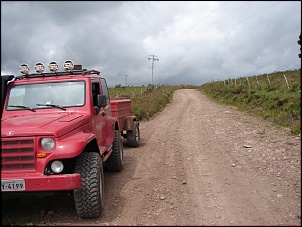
[1,1,301,87]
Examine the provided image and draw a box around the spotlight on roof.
[19,63,30,75]
[34,62,45,74]
[48,61,59,73]
[63,60,74,72]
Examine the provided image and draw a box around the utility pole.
[124,74,128,86]
[148,55,159,85]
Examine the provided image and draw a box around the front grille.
[1,138,36,170]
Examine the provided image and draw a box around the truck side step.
[101,145,113,163]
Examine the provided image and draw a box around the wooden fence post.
[246,77,251,90]
[266,75,271,87]
[131,91,136,98]
[283,74,290,90]
[255,76,260,88]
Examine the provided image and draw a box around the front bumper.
[1,172,82,192]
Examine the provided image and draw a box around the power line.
[161,1,282,58]
[191,1,282,48]
[180,1,228,35]
[159,1,228,55]
[195,1,250,36]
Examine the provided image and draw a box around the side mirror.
[97,94,107,107]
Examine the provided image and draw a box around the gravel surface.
[2,89,301,226]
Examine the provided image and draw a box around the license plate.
[1,179,26,191]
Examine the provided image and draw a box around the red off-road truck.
[1,60,140,218]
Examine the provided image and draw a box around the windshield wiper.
[36,103,66,110]
[8,105,36,112]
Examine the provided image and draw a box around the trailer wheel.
[74,152,104,218]
[127,121,140,147]
[105,130,123,172]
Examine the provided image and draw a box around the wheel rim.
[135,126,140,143]
[120,137,123,163]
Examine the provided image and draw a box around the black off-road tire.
[104,130,123,172]
[74,152,104,218]
[127,121,140,147]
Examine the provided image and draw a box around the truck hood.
[1,112,90,138]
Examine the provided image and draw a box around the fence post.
[131,90,136,98]
[246,77,251,90]
[266,75,271,87]
[283,74,290,90]
[255,76,260,88]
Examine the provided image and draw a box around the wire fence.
[211,70,301,93]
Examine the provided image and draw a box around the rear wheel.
[104,130,123,172]
[127,121,140,147]
[74,152,104,218]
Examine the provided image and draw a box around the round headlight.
[41,138,55,150]
[51,160,64,173]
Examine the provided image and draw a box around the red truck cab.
[1,60,140,218]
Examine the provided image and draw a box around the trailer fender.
[124,116,138,131]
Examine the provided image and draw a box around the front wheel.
[74,152,104,218]
[127,121,140,147]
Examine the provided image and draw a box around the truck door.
[100,78,111,116]
[99,78,112,142]
[91,81,106,146]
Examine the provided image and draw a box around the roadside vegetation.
[198,69,301,135]
[109,68,301,135]
[109,84,197,120]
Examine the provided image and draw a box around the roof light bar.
[19,63,30,75]
[63,60,74,72]
[17,60,84,76]
[34,62,45,74]
[48,61,59,73]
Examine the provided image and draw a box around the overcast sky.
[1,1,301,87]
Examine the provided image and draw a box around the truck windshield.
[6,81,85,110]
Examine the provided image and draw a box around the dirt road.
[2,89,301,226]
